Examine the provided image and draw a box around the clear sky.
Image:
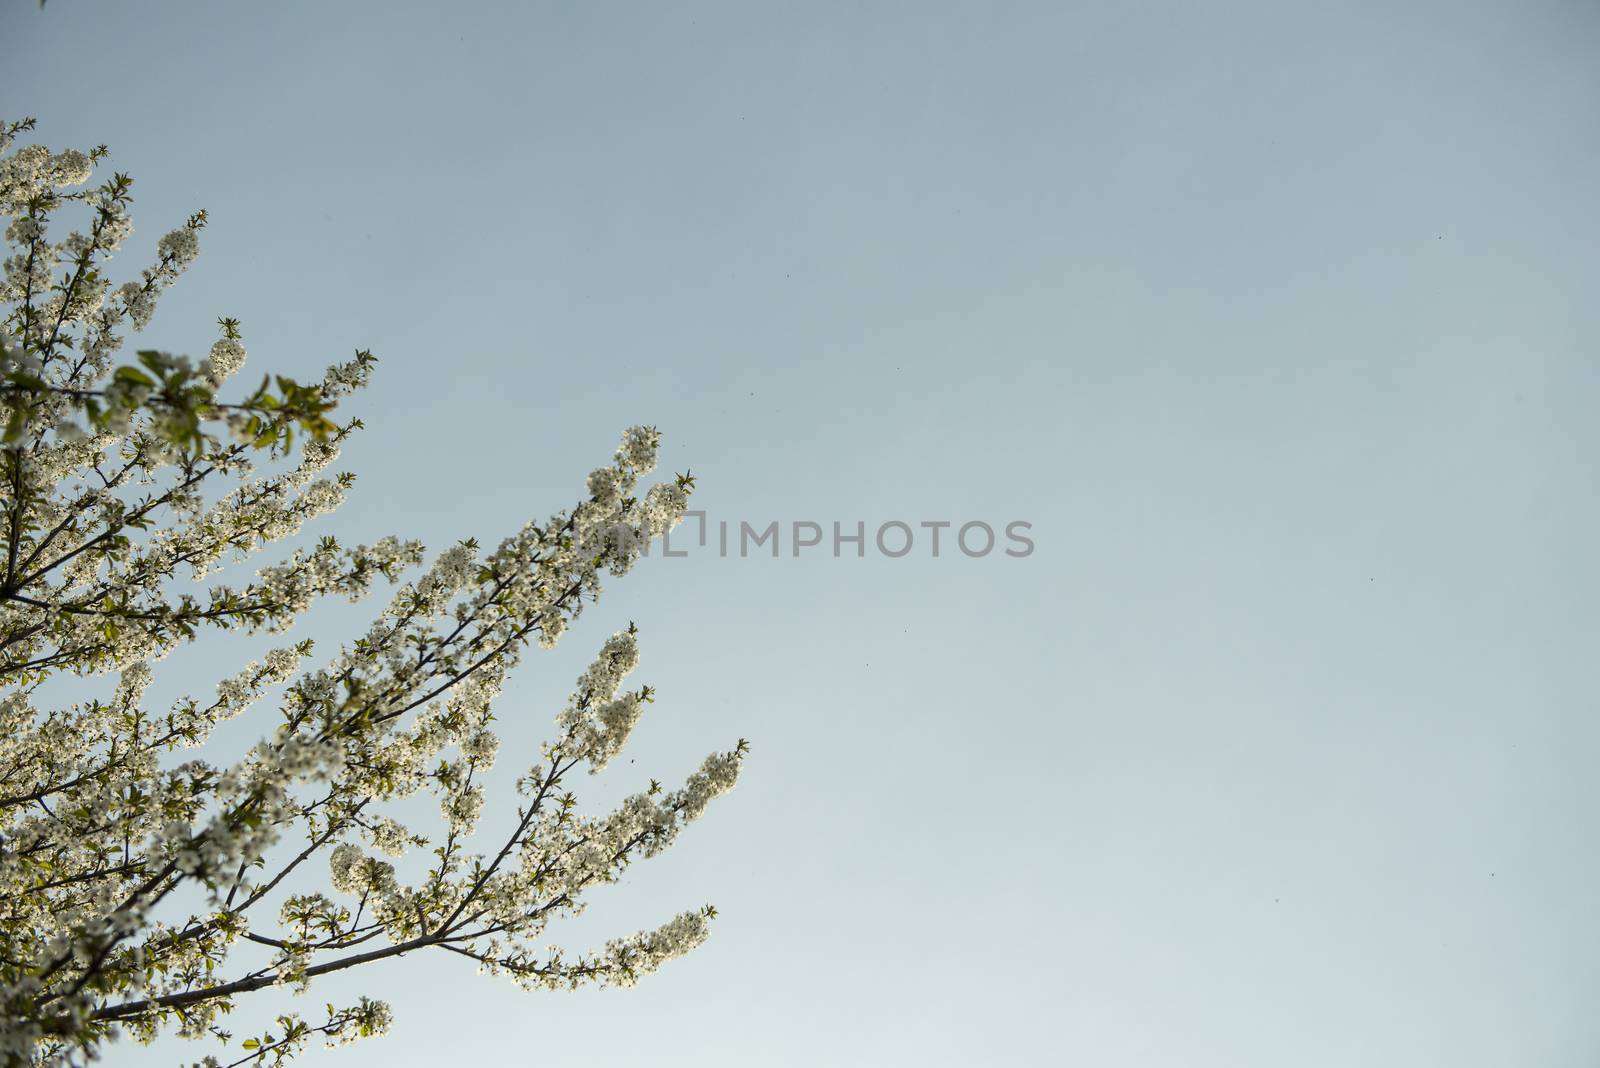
[8,2,1600,1065]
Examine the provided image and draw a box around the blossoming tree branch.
[0,118,745,1067]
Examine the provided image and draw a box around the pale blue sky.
[8,2,1600,1065]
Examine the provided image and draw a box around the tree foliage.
[0,118,743,1067]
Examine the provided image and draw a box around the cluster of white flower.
[585,692,645,771]
[154,226,199,269]
[363,816,413,858]
[442,783,486,833]
[641,480,690,536]
[680,749,743,820]
[0,138,93,216]
[410,541,478,614]
[615,425,660,473]
[328,843,398,899]
[586,466,622,505]
[600,909,713,987]
[201,336,246,386]
[553,628,646,770]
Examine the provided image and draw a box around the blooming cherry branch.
[0,119,743,1068]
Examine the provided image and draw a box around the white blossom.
[203,336,246,385]
[155,226,199,267]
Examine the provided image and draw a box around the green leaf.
[4,406,28,443]
[113,365,156,388]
